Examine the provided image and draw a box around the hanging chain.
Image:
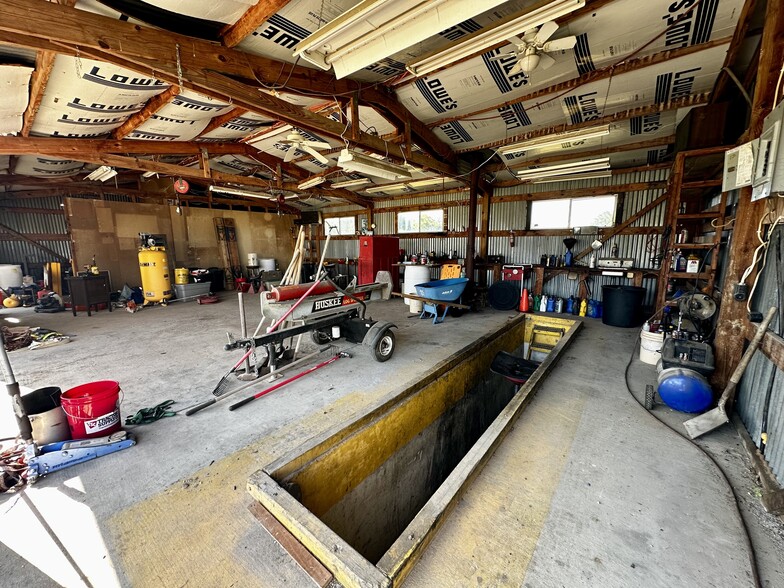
[175,44,184,88]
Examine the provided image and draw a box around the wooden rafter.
[20,50,55,137]
[0,137,252,156]
[112,85,181,140]
[220,0,292,48]
[427,38,732,131]
[197,107,248,138]
[710,0,759,104]
[459,94,710,153]
[0,0,455,172]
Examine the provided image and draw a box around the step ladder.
[527,325,565,360]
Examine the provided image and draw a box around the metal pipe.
[0,332,33,444]
[238,292,251,376]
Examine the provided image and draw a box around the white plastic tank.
[403,265,430,314]
[247,253,259,266]
[0,265,23,289]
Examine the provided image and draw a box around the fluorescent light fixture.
[365,183,410,194]
[408,177,449,188]
[516,157,610,179]
[498,124,611,157]
[85,166,117,182]
[530,171,612,183]
[407,0,585,76]
[209,186,271,199]
[142,171,158,178]
[331,178,371,189]
[337,149,411,180]
[297,176,326,190]
[294,0,509,79]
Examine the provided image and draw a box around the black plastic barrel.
[602,285,645,327]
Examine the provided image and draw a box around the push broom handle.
[718,306,778,410]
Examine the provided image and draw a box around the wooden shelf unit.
[655,146,730,310]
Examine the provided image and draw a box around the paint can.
[174,268,189,285]
[640,329,665,365]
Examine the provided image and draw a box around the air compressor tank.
[138,247,172,303]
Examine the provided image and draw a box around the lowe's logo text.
[654,67,700,103]
[253,15,308,50]
[564,92,601,124]
[439,121,472,145]
[415,79,457,113]
[662,0,718,48]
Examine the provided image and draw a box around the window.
[530,195,616,229]
[324,216,356,236]
[397,209,444,233]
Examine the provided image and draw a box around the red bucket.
[61,381,122,439]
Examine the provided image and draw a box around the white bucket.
[247,253,259,266]
[0,264,23,289]
[403,265,430,314]
[259,258,276,271]
[640,330,665,365]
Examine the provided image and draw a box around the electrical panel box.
[752,100,784,201]
[722,140,757,192]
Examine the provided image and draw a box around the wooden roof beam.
[20,50,55,137]
[197,107,249,138]
[0,137,253,156]
[0,1,455,174]
[220,0,293,48]
[710,0,759,104]
[112,85,181,140]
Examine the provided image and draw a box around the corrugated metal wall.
[323,168,668,306]
[0,195,71,271]
[737,225,783,485]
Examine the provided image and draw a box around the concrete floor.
[1,295,782,587]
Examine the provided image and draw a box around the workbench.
[531,265,658,299]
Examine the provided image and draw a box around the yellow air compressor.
[138,246,172,303]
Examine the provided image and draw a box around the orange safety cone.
[520,287,529,312]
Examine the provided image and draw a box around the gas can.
[579,299,587,317]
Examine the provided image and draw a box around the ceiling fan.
[279,131,331,164]
[492,21,577,75]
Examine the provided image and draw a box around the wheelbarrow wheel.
[372,329,396,362]
[311,330,331,345]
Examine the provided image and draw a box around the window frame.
[324,215,357,236]
[396,207,446,234]
[529,194,618,230]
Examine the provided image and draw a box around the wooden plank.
[0,137,251,156]
[681,179,723,189]
[710,0,759,104]
[21,50,56,137]
[221,0,293,48]
[247,502,333,588]
[197,107,248,138]
[746,322,784,372]
[112,85,180,140]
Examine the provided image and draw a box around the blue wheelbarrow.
[413,278,470,324]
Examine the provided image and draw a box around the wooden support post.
[479,185,491,261]
[714,0,784,387]
[465,163,480,281]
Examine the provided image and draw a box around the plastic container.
[640,330,665,365]
[61,381,122,439]
[21,386,70,445]
[602,285,645,327]
[0,264,23,289]
[248,253,259,267]
[657,368,713,413]
[259,258,276,271]
[403,265,429,313]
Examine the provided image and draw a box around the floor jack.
[1,333,135,486]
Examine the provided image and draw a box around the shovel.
[683,306,778,439]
